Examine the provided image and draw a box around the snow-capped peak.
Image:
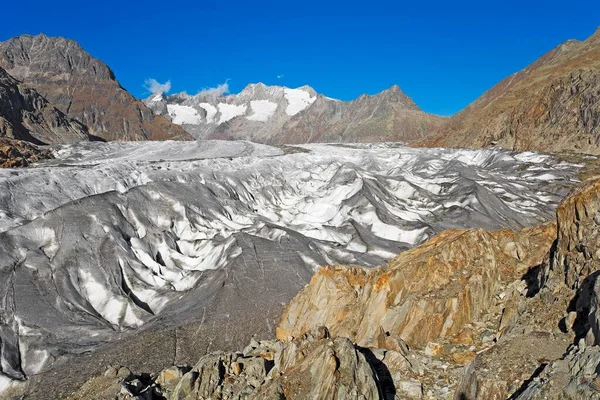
[146,82,320,137]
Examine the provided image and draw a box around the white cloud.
[144,78,172,94]
[196,81,230,97]
[277,74,284,79]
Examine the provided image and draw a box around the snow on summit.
[167,104,203,125]
[147,83,318,138]
[284,88,316,116]
[247,100,278,121]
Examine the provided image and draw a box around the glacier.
[0,140,582,393]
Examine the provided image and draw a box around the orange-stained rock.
[278,224,556,350]
[451,350,476,366]
[0,137,53,168]
[554,179,600,289]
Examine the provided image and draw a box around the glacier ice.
[0,140,581,387]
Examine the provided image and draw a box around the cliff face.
[277,224,556,349]
[0,34,191,142]
[421,28,600,155]
[0,66,91,144]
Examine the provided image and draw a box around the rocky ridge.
[67,173,600,399]
[0,34,191,142]
[419,27,600,154]
[146,83,446,144]
[0,65,91,144]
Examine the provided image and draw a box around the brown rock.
[0,66,91,144]
[278,224,556,350]
[417,27,600,155]
[0,34,191,142]
[0,137,53,168]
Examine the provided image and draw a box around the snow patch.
[284,88,316,116]
[247,100,278,122]
[218,103,247,124]
[167,104,203,125]
[199,103,218,123]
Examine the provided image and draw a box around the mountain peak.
[0,34,191,141]
[370,85,419,110]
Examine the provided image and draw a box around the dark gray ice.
[0,140,582,393]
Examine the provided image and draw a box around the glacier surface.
[0,140,581,389]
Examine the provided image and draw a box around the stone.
[278,224,556,350]
[396,379,424,399]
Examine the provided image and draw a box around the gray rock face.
[0,66,91,144]
[454,177,600,400]
[0,34,191,142]
[70,327,380,400]
[145,82,446,144]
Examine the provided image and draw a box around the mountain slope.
[420,27,600,154]
[147,83,446,144]
[276,85,445,144]
[0,34,191,142]
[0,66,92,144]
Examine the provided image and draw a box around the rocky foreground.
[60,175,600,399]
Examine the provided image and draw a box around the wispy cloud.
[277,74,284,79]
[144,78,172,94]
[196,81,230,97]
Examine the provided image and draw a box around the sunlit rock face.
[0,140,581,393]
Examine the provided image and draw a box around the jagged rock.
[0,66,91,144]
[71,327,380,400]
[456,176,600,399]
[455,332,571,399]
[0,34,191,142]
[277,224,556,350]
[514,346,600,399]
[553,179,600,289]
[0,137,52,167]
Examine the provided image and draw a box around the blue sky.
[1,0,599,116]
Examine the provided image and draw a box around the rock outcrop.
[420,27,600,155]
[70,327,380,400]
[0,34,191,142]
[277,224,556,350]
[0,66,91,144]
[0,137,52,168]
